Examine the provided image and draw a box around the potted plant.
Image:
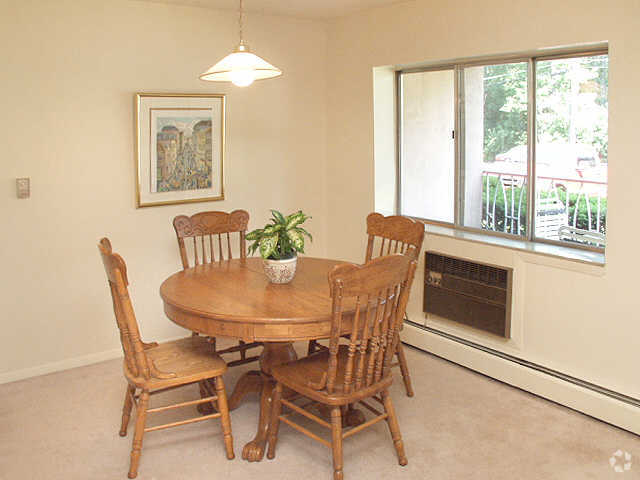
[246,210,312,284]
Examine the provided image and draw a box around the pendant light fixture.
[200,0,282,87]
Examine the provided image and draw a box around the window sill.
[423,224,605,267]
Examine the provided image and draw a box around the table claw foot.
[242,438,267,462]
[241,373,275,462]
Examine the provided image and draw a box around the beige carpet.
[0,342,637,480]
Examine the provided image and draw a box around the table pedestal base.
[202,341,365,462]
[232,342,297,462]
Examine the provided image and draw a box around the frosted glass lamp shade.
[200,44,282,86]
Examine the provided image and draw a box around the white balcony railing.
[482,171,607,247]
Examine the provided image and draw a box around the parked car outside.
[494,143,598,168]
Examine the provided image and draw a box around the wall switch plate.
[16,178,30,199]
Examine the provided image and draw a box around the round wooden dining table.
[160,256,350,462]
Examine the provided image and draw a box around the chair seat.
[272,345,392,405]
[125,336,227,390]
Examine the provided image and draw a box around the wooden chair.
[309,213,424,396]
[172,210,261,367]
[98,238,234,479]
[267,254,417,480]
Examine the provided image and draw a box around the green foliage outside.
[482,177,528,235]
[540,188,607,234]
[483,63,528,163]
[483,177,607,235]
[483,55,609,163]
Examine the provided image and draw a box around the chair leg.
[381,390,407,466]
[195,332,218,353]
[128,390,149,479]
[343,403,365,427]
[330,406,344,480]
[307,340,318,355]
[198,380,208,399]
[266,382,283,459]
[198,380,219,411]
[395,342,414,397]
[120,385,135,437]
[214,376,235,460]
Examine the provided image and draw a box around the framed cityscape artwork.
[135,93,225,207]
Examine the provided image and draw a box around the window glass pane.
[400,70,455,223]
[535,55,608,248]
[462,62,528,236]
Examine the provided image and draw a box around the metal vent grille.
[424,252,512,338]
[427,254,508,288]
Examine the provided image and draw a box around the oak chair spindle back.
[172,210,261,367]
[364,212,424,263]
[363,213,424,397]
[327,256,416,395]
[99,238,152,380]
[173,209,249,268]
[268,255,417,480]
[99,238,234,478]
[309,212,424,397]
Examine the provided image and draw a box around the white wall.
[0,0,327,382]
[326,0,640,432]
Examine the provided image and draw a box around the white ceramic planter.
[263,254,298,284]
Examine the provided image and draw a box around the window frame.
[396,45,608,253]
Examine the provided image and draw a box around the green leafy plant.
[246,210,312,260]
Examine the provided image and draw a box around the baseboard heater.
[403,320,640,410]
[424,251,512,338]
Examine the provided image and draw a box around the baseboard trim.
[0,335,186,385]
[0,347,124,385]
[402,321,640,435]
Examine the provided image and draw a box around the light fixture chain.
[238,0,244,45]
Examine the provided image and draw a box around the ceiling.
[143,0,408,19]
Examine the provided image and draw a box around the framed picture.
[135,93,225,207]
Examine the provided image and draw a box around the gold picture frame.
[135,93,225,208]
